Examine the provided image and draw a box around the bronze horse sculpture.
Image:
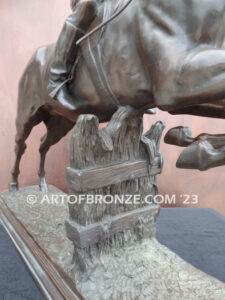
[10,0,225,192]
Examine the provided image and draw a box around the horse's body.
[11,0,225,191]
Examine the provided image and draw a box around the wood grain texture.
[65,108,165,285]
[66,205,159,248]
[67,108,164,228]
[66,158,161,193]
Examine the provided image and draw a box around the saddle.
[67,0,132,108]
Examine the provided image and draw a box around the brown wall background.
[0,0,224,215]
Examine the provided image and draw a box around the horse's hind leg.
[10,132,28,191]
[9,114,43,191]
[39,116,75,192]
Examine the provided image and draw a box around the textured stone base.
[76,237,225,300]
[0,186,225,300]
[0,186,74,278]
[0,186,81,299]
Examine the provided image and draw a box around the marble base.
[0,186,224,300]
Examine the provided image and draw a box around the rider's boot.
[48,2,98,110]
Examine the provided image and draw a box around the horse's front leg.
[38,116,75,192]
[165,126,225,170]
[169,101,225,119]
[157,48,225,111]
[38,134,49,193]
[165,127,225,149]
[177,140,225,171]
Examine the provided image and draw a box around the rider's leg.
[48,0,98,110]
[156,48,225,110]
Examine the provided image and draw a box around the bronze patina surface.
[2,1,225,298]
[1,187,225,299]
[0,186,82,299]
[10,0,225,191]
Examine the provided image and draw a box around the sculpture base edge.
[0,186,224,299]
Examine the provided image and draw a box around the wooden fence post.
[66,107,164,267]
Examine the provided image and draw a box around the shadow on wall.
[0,0,224,215]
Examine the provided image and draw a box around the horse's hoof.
[164,126,193,147]
[39,175,49,193]
[9,182,19,192]
[39,183,48,193]
[176,141,212,170]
